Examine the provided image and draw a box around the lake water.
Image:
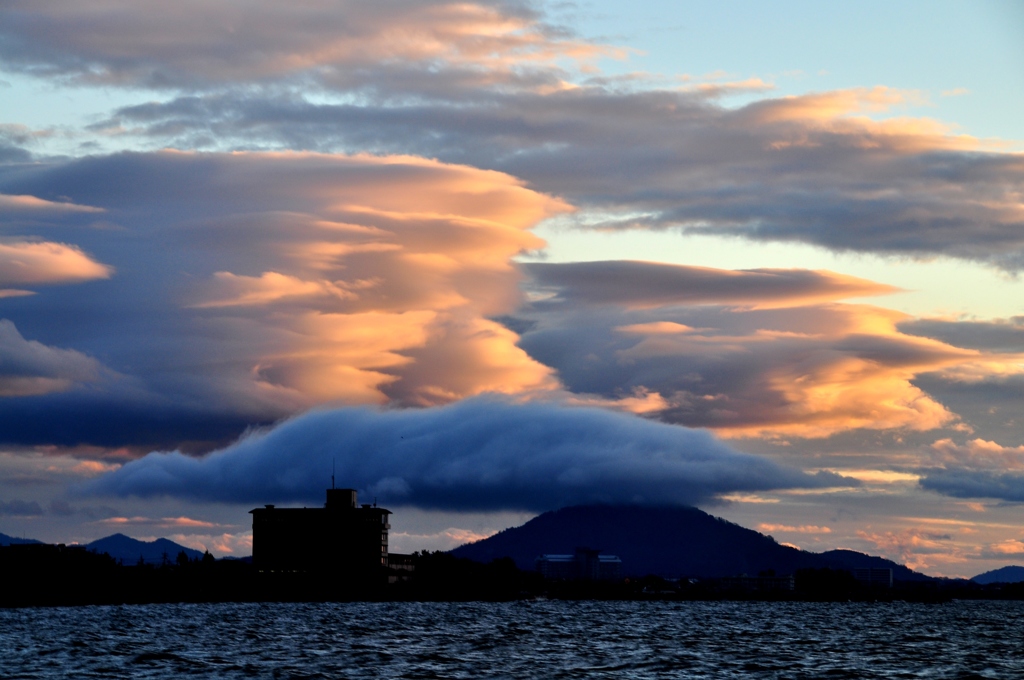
[2,600,1023,678]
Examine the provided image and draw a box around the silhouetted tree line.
[3,542,1024,607]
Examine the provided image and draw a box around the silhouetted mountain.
[86,533,204,565]
[0,531,42,546]
[450,504,931,580]
[973,565,1024,584]
[815,549,929,582]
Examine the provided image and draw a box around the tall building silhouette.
[250,488,390,575]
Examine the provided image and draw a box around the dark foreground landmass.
[6,503,1024,607]
[5,543,1024,608]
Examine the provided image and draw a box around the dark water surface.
[2,600,1023,678]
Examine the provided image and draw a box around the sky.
[0,0,1022,578]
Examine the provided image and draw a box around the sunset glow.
[1,0,1023,579]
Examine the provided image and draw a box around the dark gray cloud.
[913,436,1024,503]
[0,124,36,163]
[919,469,1024,503]
[524,261,898,308]
[0,145,31,164]
[0,319,104,397]
[901,317,1024,353]
[81,398,849,511]
[900,317,1024,444]
[0,499,44,516]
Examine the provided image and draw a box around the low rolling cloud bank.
[81,398,850,512]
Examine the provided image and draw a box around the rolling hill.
[972,565,1024,584]
[86,533,205,565]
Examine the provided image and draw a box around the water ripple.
[2,600,1023,678]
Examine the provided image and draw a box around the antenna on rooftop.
[332,457,336,490]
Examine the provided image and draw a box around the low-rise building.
[536,547,622,581]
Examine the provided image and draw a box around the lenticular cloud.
[81,398,849,512]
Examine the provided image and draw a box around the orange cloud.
[515,257,1024,441]
[97,516,225,529]
[838,470,920,484]
[604,303,973,438]
[383,313,560,406]
[563,387,670,415]
[758,523,831,534]
[616,322,696,335]
[0,193,103,213]
[166,532,252,557]
[0,1,614,94]
[988,539,1024,555]
[856,527,952,570]
[168,151,569,411]
[930,438,1024,472]
[0,241,112,286]
[390,527,500,553]
[192,271,355,308]
[737,87,986,153]
[70,460,121,477]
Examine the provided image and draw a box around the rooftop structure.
[249,488,390,575]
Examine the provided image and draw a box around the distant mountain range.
[0,531,42,546]
[451,504,930,580]
[972,565,1024,585]
[85,533,205,565]
[1,530,205,564]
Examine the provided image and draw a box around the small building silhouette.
[852,567,893,588]
[535,547,622,581]
[249,488,390,575]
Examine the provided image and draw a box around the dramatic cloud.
[88,87,1024,270]
[513,260,992,438]
[0,150,566,447]
[82,398,848,511]
[3,3,1023,268]
[1,149,1016,450]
